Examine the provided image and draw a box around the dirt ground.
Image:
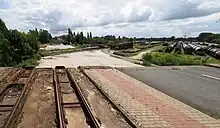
[16,69,57,128]
[69,68,131,128]
[38,50,140,68]
[56,69,87,128]
[0,68,10,81]
[0,69,24,128]
[0,68,132,128]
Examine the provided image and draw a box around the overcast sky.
[0,0,220,37]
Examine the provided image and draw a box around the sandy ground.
[69,69,131,128]
[131,46,162,60]
[130,50,150,60]
[38,50,141,68]
[40,45,74,50]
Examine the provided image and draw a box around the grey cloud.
[114,23,130,28]
[162,0,220,21]
[1,0,220,37]
[128,7,152,22]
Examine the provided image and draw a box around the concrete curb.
[203,64,220,68]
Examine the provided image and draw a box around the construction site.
[0,65,220,128]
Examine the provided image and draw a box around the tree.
[0,33,14,66]
[80,32,84,39]
[0,19,42,66]
[39,29,51,44]
[27,29,40,53]
[67,28,73,43]
[171,36,175,41]
[87,32,90,39]
[89,32,92,38]
[198,33,213,42]
[0,19,9,38]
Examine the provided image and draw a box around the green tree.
[89,32,92,38]
[0,19,41,67]
[67,28,73,43]
[0,19,9,38]
[87,32,90,39]
[0,33,14,66]
[39,29,51,44]
[171,36,175,41]
[27,29,40,53]
[198,33,213,42]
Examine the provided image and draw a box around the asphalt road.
[117,66,220,118]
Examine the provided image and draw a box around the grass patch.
[142,52,220,66]
[17,58,39,67]
[17,54,41,67]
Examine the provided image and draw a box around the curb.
[203,64,220,68]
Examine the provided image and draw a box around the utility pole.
[183,32,188,42]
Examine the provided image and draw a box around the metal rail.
[53,67,66,128]
[54,66,100,128]
[79,67,138,128]
[66,69,100,128]
[3,68,35,128]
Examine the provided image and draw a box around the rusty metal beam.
[3,69,35,128]
[66,69,100,128]
[54,67,66,128]
[79,67,138,128]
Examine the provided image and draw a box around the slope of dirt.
[69,68,131,128]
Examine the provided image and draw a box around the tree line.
[55,28,134,45]
[55,28,93,45]
[0,18,52,66]
[198,33,220,44]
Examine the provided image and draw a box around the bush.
[17,58,39,67]
[142,53,152,60]
[142,52,220,66]
[142,60,152,66]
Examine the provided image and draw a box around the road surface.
[38,50,141,68]
[117,66,220,118]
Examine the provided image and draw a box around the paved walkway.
[84,68,220,128]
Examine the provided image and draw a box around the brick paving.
[85,68,220,128]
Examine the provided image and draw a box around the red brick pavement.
[95,69,212,128]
